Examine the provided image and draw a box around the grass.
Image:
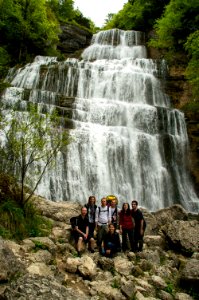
[164,282,174,295]
[111,278,121,289]
[0,198,52,240]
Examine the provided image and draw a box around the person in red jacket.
[119,203,135,252]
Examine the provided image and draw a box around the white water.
[2,29,198,211]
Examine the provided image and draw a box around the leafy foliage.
[150,0,199,52]
[104,0,169,31]
[105,0,199,100]
[149,0,199,98]
[185,30,199,99]
[0,197,52,240]
[0,103,70,204]
[0,0,93,66]
[0,172,52,240]
[0,0,60,62]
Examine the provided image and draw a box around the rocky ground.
[0,196,198,300]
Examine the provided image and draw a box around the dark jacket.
[103,231,121,252]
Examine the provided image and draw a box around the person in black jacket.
[131,200,145,252]
[101,223,121,257]
[72,206,95,256]
[84,196,97,239]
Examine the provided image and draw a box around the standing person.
[84,196,97,240]
[95,197,111,250]
[101,223,121,257]
[110,199,120,229]
[119,203,135,252]
[131,200,145,252]
[71,207,95,256]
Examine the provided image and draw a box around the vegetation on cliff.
[0,0,94,73]
[105,0,199,101]
[0,104,69,239]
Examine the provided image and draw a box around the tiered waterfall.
[2,29,198,211]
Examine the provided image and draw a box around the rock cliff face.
[166,66,199,197]
[58,24,92,57]
[148,46,199,198]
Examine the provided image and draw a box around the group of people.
[71,196,146,257]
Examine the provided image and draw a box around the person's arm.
[75,225,88,240]
[108,207,112,224]
[75,226,84,236]
[95,207,99,229]
[140,218,144,235]
[119,212,123,234]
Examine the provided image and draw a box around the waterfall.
[1,29,198,211]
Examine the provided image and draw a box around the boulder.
[29,237,56,254]
[149,275,167,289]
[64,257,81,273]
[163,220,199,254]
[3,273,89,300]
[175,292,194,300]
[120,277,136,299]
[180,258,199,293]
[28,249,52,264]
[0,238,25,283]
[78,255,97,279]
[32,195,81,223]
[144,235,166,249]
[89,279,125,300]
[114,256,133,276]
[152,205,188,233]
[27,262,53,276]
[98,256,114,271]
[58,24,92,55]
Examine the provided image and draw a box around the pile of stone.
[0,197,198,300]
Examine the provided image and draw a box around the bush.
[0,196,52,240]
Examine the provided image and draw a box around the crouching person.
[101,223,121,258]
[71,207,95,256]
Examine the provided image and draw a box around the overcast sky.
[74,0,128,27]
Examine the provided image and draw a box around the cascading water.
[1,29,198,211]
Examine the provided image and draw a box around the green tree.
[47,0,75,22]
[104,0,169,31]
[150,0,199,52]
[0,0,60,62]
[0,104,70,204]
[185,30,199,100]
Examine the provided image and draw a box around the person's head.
[81,206,87,217]
[122,202,129,210]
[111,199,117,208]
[131,200,138,211]
[108,223,115,234]
[122,202,131,215]
[101,197,107,207]
[88,196,96,205]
